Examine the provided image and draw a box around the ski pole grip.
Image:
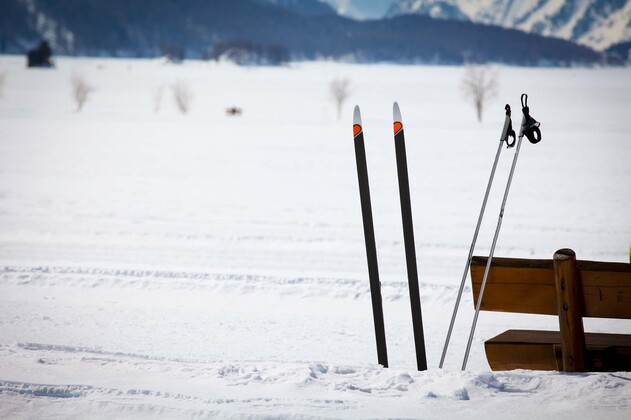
[526,126,542,144]
[520,93,542,144]
[501,104,516,148]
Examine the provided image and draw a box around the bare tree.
[0,71,6,98]
[71,73,94,112]
[172,80,193,114]
[461,64,498,122]
[153,85,164,113]
[330,77,351,119]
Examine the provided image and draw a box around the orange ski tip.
[353,124,362,137]
[393,121,403,134]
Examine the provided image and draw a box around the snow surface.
[0,55,630,418]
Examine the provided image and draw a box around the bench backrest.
[470,256,631,319]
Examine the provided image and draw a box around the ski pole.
[392,102,427,371]
[353,105,389,368]
[461,94,541,370]
[438,104,515,369]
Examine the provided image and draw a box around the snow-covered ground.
[0,55,630,418]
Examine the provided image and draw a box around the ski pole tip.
[353,105,362,125]
[393,102,402,123]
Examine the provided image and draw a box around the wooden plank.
[471,256,631,318]
[579,266,631,319]
[470,257,557,315]
[485,329,631,371]
[484,329,561,370]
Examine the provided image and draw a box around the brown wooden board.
[485,329,631,371]
[470,256,631,319]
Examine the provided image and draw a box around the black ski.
[392,102,428,371]
[352,105,389,368]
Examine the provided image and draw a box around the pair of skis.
[352,102,427,371]
[440,94,542,370]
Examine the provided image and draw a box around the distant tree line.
[159,43,186,62]
[209,39,289,65]
[606,41,631,64]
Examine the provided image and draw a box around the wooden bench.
[470,248,631,372]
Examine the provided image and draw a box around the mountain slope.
[320,0,397,20]
[257,0,336,16]
[386,0,631,50]
[0,0,604,65]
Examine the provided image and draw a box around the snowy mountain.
[1,0,605,65]
[385,0,631,51]
[319,0,398,20]
[314,1,631,51]
[257,0,336,16]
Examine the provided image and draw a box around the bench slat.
[485,329,631,371]
[471,256,631,319]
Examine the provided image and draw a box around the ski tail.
[353,105,362,138]
[393,102,403,135]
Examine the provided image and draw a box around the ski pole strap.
[502,104,516,148]
[520,94,542,144]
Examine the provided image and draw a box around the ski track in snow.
[1,347,629,419]
[0,264,446,302]
[1,266,630,418]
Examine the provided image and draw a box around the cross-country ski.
[352,105,389,368]
[392,102,428,371]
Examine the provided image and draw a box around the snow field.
[0,55,630,418]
